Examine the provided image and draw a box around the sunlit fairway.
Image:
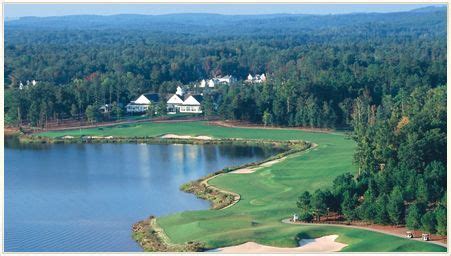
[37,121,446,252]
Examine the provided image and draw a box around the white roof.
[183,95,201,106]
[134,95,151,104]
[167,94,184,104]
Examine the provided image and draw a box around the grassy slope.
[37,121,446,252]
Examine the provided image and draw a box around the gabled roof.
[142,93,160,102]
[167,94,184,104]
[183,94,204,105]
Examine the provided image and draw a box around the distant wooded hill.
[4,6,446,129]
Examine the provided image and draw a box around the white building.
[166,84,204,114]
[198,75,235,88]
[215,75,236,84]
[246,73,267,83]
[18,79,37,90]
[199,79,207,88]
[176,85,185,96]
[208,79,216,88]
[126,93,160,113]
[99,104,111,113]
[167,94,184,114]
[179,95,203,113]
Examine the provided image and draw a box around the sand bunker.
[210,235,347,253]
[160,134,213,140]
[231,157,286,174]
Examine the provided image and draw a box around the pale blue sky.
[4,4,446,18]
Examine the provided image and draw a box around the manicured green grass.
[37,121,446,252]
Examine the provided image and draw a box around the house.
[126,93,160,113]
[246,73,267,83]
[215,75,236,84]
[99,104,111,113]
[167,86,185,114]
[18,79,37,90]
[166,85,204,114]
[208,79,216,88]
[197,75,235,88]
[199,79,207,88]
[180,95,203,113]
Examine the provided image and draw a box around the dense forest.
[296,85,446,235]
[3,6,447,235]
[4,7,446,128]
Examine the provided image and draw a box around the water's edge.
[130,138,311,252]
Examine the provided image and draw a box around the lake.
[4,138,282,252]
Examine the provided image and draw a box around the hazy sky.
[4,4,446,18]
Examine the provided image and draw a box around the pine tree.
[421,211,437,234]
[341,191,358,222]
[297,191,311,211]
[387,187,405,225]
[406,204,422,231]
[434,206,446,236]
[374,194,390,224]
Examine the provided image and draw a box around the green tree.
[201,95,215,117]
[262,110,273,127]
[111,103,123,120]
[70,103,79,119]
[387,187,405,225]
[156,101,167,116]
[298,210,314,222]
[27,102,40,126]
[416,177,429,203]
[85,105,97,124]
[406,204,422,231]
[341,191,358,222]
[297,191,312,212]
[146,104,156,117]
[421,211,437,234]
[374,194,390,224]
[311,189,328,221]
[434,206,446,236]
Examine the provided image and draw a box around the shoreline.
[11,122,444,252]
[10,131,311,252]
[130,137,312,252]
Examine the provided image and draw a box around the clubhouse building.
[167,86,203,114]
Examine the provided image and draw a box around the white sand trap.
[230,157,286,174]
[260,157,286,167]
[62,135,74,139]
[210,235,347,253]
[230,167,259,174]
[160,134,213,140]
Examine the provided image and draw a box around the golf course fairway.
[37,121,447,252]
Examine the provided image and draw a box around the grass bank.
[35,121,446,252]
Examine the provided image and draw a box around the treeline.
[296,86,446,235]
[4,10,446,127]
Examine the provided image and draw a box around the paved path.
[281,219,447,248]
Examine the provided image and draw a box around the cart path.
[281,219,447,248]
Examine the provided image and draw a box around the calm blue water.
[5,139,280,252]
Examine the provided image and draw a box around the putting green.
[37,121,446,252]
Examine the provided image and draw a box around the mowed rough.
[38,121,447,252]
